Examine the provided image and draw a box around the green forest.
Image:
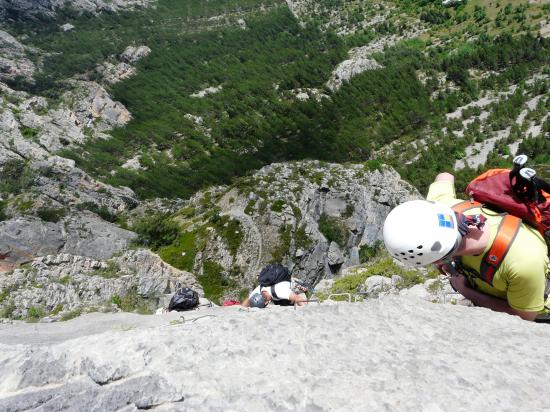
[5,0,549,198]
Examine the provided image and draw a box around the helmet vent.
[417,253,423,256]
[408,250,413,253]
[431,241,442,252]
[417,245,423,249]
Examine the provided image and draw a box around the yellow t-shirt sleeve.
[426,181,457,204]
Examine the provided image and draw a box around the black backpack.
[168,287,199,311]
[258,264,291,288]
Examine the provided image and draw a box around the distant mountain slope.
[2,0,548,198]
[0,0,155,20]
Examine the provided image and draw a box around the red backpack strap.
[479,215,521,285]
[452,200,483,214]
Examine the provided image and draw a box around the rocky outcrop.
[168,161,418,295]
[325,31,424,92]
[96,62,136,85]
[97,45,151,85]
[120,45,151,63]
[327,241,344,266]
[0,0,156,20]
[0,249,202,320]
[190,85,222,98]
[285,87,330,102]
[0,81,139,272]
[0,297,548,410]
[64,80,132,131]
[0,78,131,158]
[0,30,35,81]
[326,49,382,91]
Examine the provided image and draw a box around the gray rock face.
[0,297,548,410]
[0,30,35,80]
[0,217,65,265]
[97,61,136,85]
[313,278,334,295]
[326,54,382,91]
[0,0,156,19]
[120,45,151,64]
[362,274,393,297]
[65,80,132,130]
[18,107,86,152]
[60,213,137,259]
[0,213,136,269]
[117,249,201,297]
[327,241,344,266]
[0,249,202,320]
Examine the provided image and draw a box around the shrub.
[27,306,45,321]
[359,241,384,263]
[343,203,355,218]
[0,159,35,195]
[20,126,40,139]
[94,261,121,279]
[0,301,16,319]
[212,215,243,256]
[295,224,311,250]
[50,304,64,316]
[198,260,234,304]
[271,199,286,213]
[0,201,7,221]
[111,288,152,314]
[37,207,66,223]
[0,285,17,304]
[331,256,425,295]
[158,230,198,272]
[76,202,117,222]
[61,308,82,321]
[244,199,257,215]
[363,159,383,171]
[133,213,180,250]
[427,279,445,294]
[271,224,292,263]
[318,214,348,246]
[14,197,33,214]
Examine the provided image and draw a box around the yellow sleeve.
[426,181,458,203]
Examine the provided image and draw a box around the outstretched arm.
[427,172,457,202]
[450,275,538,321]
[435,172,454,183]
[288,292,308,306]
[241,297,250,307]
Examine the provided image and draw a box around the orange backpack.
[451,156,550,284]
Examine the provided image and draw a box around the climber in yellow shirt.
[383,172,548,321]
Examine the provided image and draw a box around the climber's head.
[383,200,461,266]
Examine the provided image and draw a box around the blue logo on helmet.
[437,213,454,229]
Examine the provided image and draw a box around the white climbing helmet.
[383,200,461,266]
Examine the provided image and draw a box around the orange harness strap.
[479,215,521,285]
[452,200,483,214]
